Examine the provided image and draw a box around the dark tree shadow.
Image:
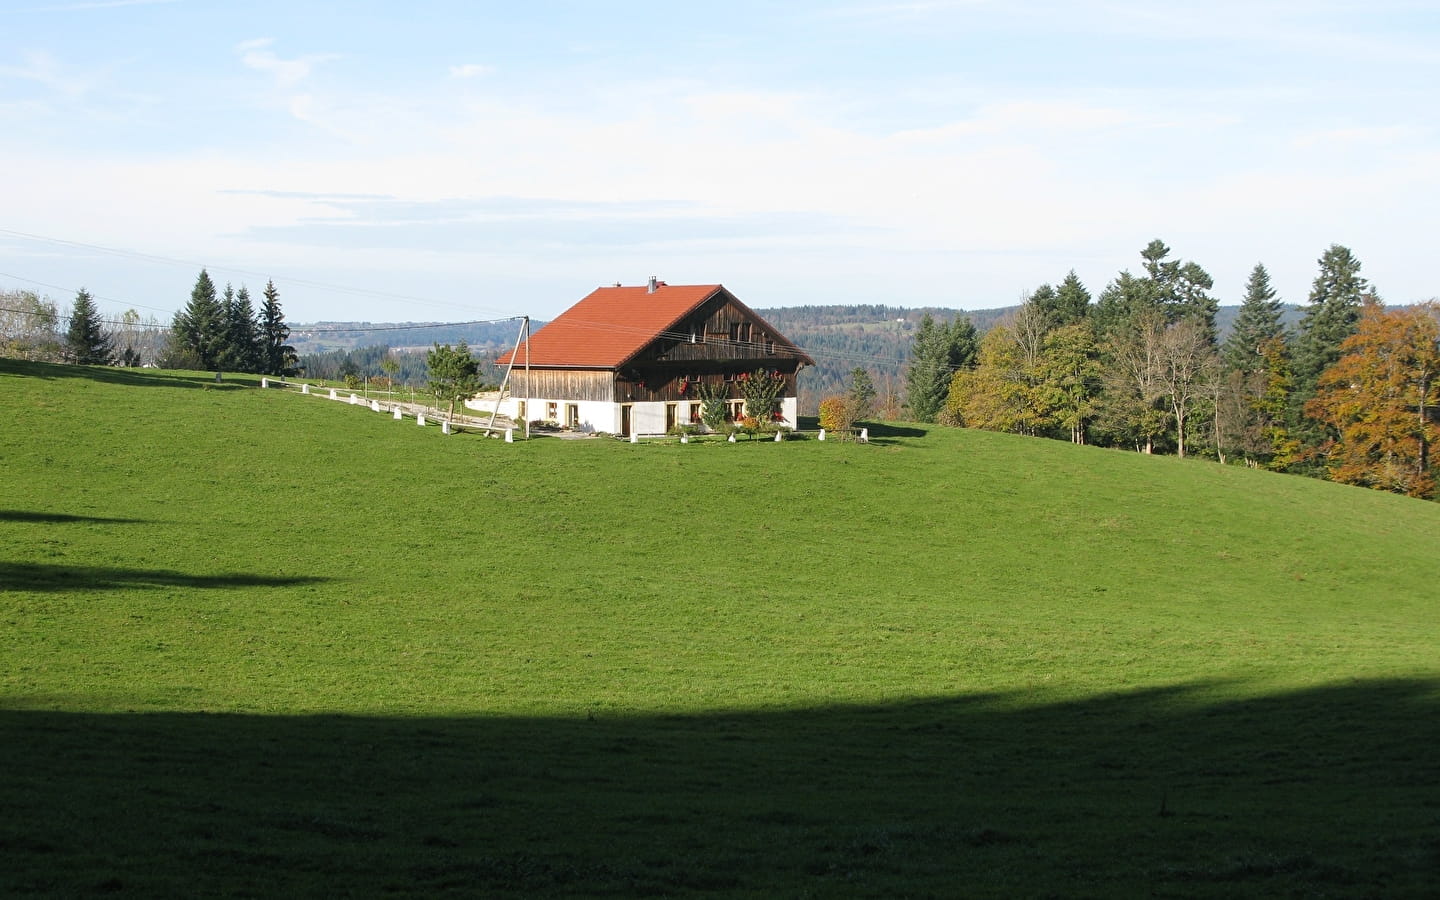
[0,562,329,592]
[0,510,144,525]
[0,358,253,390]
[861,421,929,439]
[1,679,1436,897]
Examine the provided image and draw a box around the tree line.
[1,270,299,377]
[168,270,298,376]
[899,241,1440,499]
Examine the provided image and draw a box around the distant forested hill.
[291,320,530,355]
[757,305,1010,415]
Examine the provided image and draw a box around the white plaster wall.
[492,396,620,433]
[492,395,801,435]
[778,397,798,428]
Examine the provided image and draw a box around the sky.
[2,0,1437,325]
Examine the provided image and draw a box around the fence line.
[260,378,867,444]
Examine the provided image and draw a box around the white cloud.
[0,49,90,97]
[448,63,493,79]
[236,38,338,89]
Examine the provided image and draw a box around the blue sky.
[2,0,1436,323]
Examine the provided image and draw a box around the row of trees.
[3,287,168,366]
[169,270,298,376]
[2,270,299,375]
[907,241,1440,498]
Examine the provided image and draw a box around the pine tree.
[1053,271,1091,326]
[65,288,112,365]
[259,280,299,376]
[1027,284,1059,328]
[846,367,876,423]
[1294,244,1370,392]
[426,342,481,419]
[219,284,260,373]
[1107,241,1215,342]
[171,269,224,370]
[905,314,977,422]
[1175,261,1218,345]
[1094,271,1156,338]
[1223,263,1284,375]
[1289,245,1372,462]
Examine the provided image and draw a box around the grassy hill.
[2,358,1438,897]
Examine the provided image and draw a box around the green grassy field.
[3,358,1438,897]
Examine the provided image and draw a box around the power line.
[0,228,528,320]
[1,229,940,372]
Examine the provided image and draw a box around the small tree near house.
[427,341,481,420]
[741,369,786,427]
[818,395,856,434]
[697,381,730,433]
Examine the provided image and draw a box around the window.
[727,400,745,421]
[517,400,526,420]
[546,401,557,420]
[689,402,701,424]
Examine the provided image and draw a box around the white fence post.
[505,428,514,443]
[442,420,451,435]
[329,389,338,400]
[393,408,402,420]
[302,383,310,395]
[859,427,869,443]
[818,428,826,441]
[417,414,426,426]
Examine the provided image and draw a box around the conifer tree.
[259,279,299,376]
[65,288,112,365]
[1053,270,1092,326]
[905,314,977,422]
[426,342,481,419]
[846,367,876,423]
[171,269,224,369]
[220,284,260,373]
[1294,244,1370,393]
[1223,263,1284,375]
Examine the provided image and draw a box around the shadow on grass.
[0,357,251,390]
[0,510,145,524]
[2,679,1436,897]
[0,562,328,592]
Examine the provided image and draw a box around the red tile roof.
[497,282,809,369]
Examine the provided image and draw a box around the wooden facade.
[495,282,813,433]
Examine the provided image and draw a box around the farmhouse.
[495,278,815,436]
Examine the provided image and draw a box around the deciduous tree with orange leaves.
[1305,301,1440,498]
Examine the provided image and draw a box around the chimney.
[647,275,658,294]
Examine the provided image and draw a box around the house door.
[620,404,632,437]
[665,403,677,432]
